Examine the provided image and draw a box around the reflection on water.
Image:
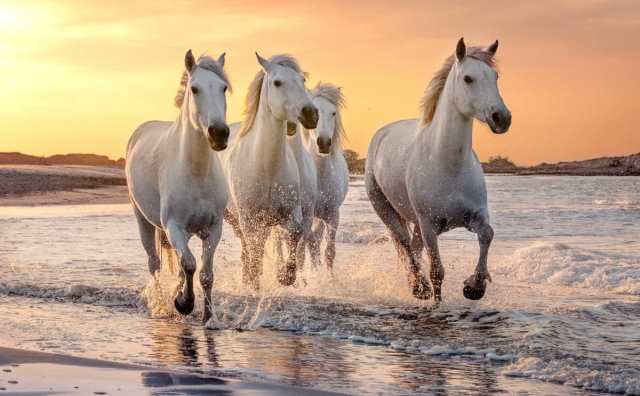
[1,176,639,395]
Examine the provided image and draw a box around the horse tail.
[155,228,179,275]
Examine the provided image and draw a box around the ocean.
[1,175,639,395]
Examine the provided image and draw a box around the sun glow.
[0,1,638,165]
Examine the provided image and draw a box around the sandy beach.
[0,347,342,395]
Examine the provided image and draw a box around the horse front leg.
[243,223,268,292]
[464,215,493,300]
[307,219,325,269]
[278,210,302,286]
[324,211,340,272]
[166,221,196,315]
[199,218,223,324]
[417,220,445,303]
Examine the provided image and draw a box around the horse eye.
[191,86,199,95]
[274,80,282,87]
[223,86,228,93]
[463,75,474,84]
[332,112,336,117]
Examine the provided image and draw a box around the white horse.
[126,50,231,322]
[365,38,511,302]
[223,53,318,291]
[303,83,349,271]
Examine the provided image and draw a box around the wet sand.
[0,347,342,395]
[0,165,128,206]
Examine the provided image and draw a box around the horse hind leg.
[365,174,431,300]
[133,204,160,276]
[463,215,493,300]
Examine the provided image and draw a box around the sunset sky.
[1,0,639,165]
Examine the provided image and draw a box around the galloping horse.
[223,54,318,291]
[365,38,511,302]
[303,83,349,271]
[126,51,231,322]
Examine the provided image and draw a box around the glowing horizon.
[1,0,639,165]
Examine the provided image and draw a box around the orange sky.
[1,0,639,165]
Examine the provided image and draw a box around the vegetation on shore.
[2,151,639,176]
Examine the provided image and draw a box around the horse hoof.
[463,273,488,300]
[174,292,194,315]
[463,285,485,300]
[202,310,212,324]
[412,278,433,300]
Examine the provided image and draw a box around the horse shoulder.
[126,121,175,224]
[368,119,417,201]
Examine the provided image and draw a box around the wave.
[504,356,640,395]
[499,242,640,295]
[0,281,142,308]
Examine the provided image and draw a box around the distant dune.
[0,152,125,168]
[0,150,638,202]
[0,164,126,199]
[482,152,640,176]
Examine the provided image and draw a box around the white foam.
[500,242,640,295]
[504,356,640,395]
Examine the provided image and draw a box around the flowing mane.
[419,46,497,127]
[311,82,347,150]
[174,55,231,108]
[239,54,307,137]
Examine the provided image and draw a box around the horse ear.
[256,52,271,72]
[487,40,499,56]
[185,49,196,73]
[217,52,226,67]
[456,38,466,62]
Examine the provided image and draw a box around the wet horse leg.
[133,204,160,276]
[464,215,493,300]
[307,219,325,269]
[416,221,445,303]
[278,211,302,286]
[324,211,340,272]
[243,222,268,292]
[366,174,431,299]
[199,218,223,324]
[166,220,196,315]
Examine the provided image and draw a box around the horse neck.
[175,105,213,176]
[249,83,287,173]
[289,127,304,156]
[418,75,473,167]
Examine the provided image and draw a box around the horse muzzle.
[317,136,332,154]
[487,110,511,134]
[298,105,319,129]
[207,122,230,151]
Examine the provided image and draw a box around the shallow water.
[0,176,639,395]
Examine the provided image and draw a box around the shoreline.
[1,165,639,207]
[0,346,342,395]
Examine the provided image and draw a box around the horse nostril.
[220,125,230,139]
[209,123,230,140]
[492,112,502,124]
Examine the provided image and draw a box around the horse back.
[366,119,419,220]
[126,120,173,226]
